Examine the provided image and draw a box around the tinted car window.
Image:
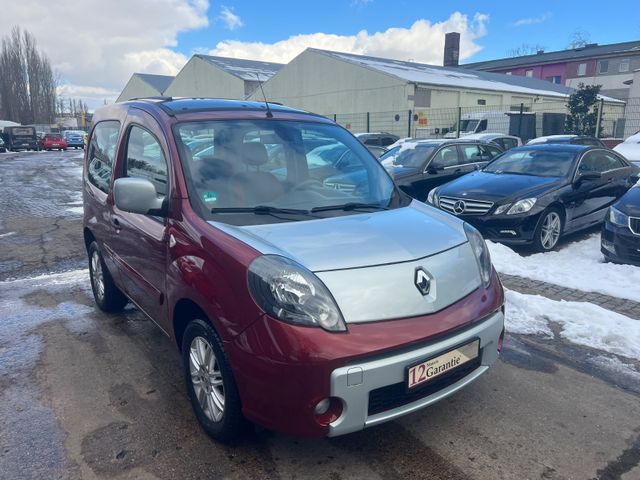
[482,145,502,158]
[484,149,576,177]
[499,138,518,150]
[125,126,168,197]
[579,150,626,174]
[363,138,380,146]
[381,136,395,146]
[459,145,483,164]
[430,146,459,168]
[87,121,120,194]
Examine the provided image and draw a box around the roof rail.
[128,96,174,102]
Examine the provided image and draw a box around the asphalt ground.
[1,150,639,480]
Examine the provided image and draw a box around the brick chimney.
[443,32,460,67]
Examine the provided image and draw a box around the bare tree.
[507,43,546,57]
[0,26,57,124]
[568,30,591,49]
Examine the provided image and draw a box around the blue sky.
[4,0,639,108]
[177,0,640,62]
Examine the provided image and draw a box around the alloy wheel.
[540,211,561,250]
[90,251,105,301]
[189,336,225,422]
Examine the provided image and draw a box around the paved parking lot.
[1,150,639,480]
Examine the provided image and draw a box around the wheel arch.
[83,227,96,253]
[173,298,213,351]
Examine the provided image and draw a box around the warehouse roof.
[134,73,175,94]
[311,48,582,98]
[463,40,640,71]
[195,54,283,81]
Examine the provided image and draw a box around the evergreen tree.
[565,83,602,136]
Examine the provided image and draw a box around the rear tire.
[88,241,128,312]
[533,208,563,252]
[182,319,249,443]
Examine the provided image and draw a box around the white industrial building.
[250,48,611,112]
[164,54,283,99]
[248,48,625,137]
[116,73,175,102]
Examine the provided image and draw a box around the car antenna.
[254,73,273,118]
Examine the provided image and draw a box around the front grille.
[439,196,493,216]
[367,356,482,416]
[630,217,640,236]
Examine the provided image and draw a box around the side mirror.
[577,171,602,182]
[113,177,166,215]
[427,165,444,174]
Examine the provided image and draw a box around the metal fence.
[324,97,640,142]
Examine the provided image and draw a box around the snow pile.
[488,234,640,302]
[505,290,640,360]
[1,269,88,287]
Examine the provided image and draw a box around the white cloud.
[218,6,244,30]
[0,0,209,109]
[513,13,552,27]
[210,12,489,65]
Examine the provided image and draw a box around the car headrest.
[240,142,269,167]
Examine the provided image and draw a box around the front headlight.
[493,203,511,215]
[248,255,347,332]
[464,223,492,288]
[609,206,628,226]
[507,198,537,215]
[427,188,439,206]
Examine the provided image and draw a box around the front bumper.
[328,310,503,436]
[450,211,543,245]
[601,220,640,266]
[229,273,504,437]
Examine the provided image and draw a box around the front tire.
[88,241,128,312]
[182,319,249,442]
[533,208,563,252]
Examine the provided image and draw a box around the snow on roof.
[196,55,283,81]
[311,49,624,102]
[134,73,175,94]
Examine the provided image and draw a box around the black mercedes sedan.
[428,144,640,251]
[601,186,640,265]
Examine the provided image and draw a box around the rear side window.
[381,136,396,146]
[459,145,484,164]
[87,121,120,194]
[125,126,168,197]
[430,145,460,169]
[579,150,626,173]
[363,138,380,146]
[498,138,518,150]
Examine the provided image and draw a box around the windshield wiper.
[211,205,311,215]
[311,202,388,213]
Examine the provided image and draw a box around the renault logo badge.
[453,200,466,215]
[414,268,431,296]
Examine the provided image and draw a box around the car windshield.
[459,119,479,133]
[175,120,398,225]
[483,149,577,177]
[380,144,436,168]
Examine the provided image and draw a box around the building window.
[619,58,630,73]
[545,75,562,84]
[477,99,486,105]
[577,63,587,76]
[525,69,533,77]
[598,60,609,74]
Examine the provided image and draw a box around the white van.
[444,111,510,138]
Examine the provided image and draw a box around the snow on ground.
[0,269,88,287]
[0,232,16,239]
[505,290,640,360]
[489,234,640,302]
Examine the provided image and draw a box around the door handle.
[110,217,121,230]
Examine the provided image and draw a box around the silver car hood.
[210,201,468,272]
[210,201,482,323]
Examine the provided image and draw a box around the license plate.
[407,339,479,389]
